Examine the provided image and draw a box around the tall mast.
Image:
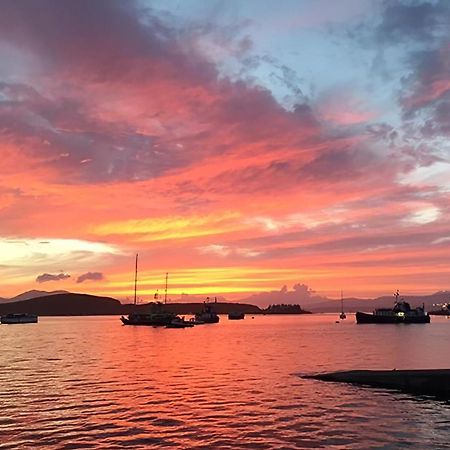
[341,289,344,313]
[164,272,168,304]
[134,253,138,305]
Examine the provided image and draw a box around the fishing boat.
[356,291,430,324]
[339,290,346,320]
[1,313,38,324]
[195,298,220,324]
[228,311,245,320]
[120,256,176,326]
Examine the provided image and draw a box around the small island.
[262,303,311,314]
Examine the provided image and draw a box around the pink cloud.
[0,0,449,299]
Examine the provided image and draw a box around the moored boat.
[188,317,205,325]
[120,256,176,326]
[195,299,220,324]
[429,303,450,316]
[1,313,38,324]
[356,291,430,324]
[165,316,195,328]
[339,290,346,320]
[228,311,245,320]
[121,306,176,326]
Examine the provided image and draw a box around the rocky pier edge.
[303,369,450,399]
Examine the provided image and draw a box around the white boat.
[1,313,38,324]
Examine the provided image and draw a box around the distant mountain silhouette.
[0,293,123,316]
[308,291,450,313]
[1,289,448,316]
[0,293,263,316]
[10,289,69,302]
[0,289,69,303]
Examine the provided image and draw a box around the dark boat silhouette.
[195,298,220,323]
[120,306,176,326]
[165,316,194,328]
[429,302,450,316]
[1,313,38,324]
[120,256,176,326]
[339,290,346,320]
[228,311,245,320]
[356,291,430,324]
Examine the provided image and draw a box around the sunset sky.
[0,0,449,303]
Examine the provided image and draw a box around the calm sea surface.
[1,314,450,449]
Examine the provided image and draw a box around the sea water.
[1,314,450,449]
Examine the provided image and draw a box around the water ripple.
[2,315,450,449]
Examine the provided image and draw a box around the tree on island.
[263,303,311,314]
[241,283,325,308]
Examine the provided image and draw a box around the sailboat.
[339,290,346,320]
[120,256,177,326]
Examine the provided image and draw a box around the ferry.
[356,291,430,324]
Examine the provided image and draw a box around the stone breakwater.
[304,369,450,398]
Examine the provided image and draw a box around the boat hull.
[120,314,175,326]
[1,314,38,324]
[195,314,219,324]
[188,319,205,325]
[356,312,430,324]
[228,313,245,320]
[165,321,194,328]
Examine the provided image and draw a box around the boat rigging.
[339,290,346,320]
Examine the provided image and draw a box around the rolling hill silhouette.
[0,292,263,316]
[0,293,122,316]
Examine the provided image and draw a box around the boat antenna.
[164,272,168,304]
[134,253,138,305]
[394,289,399,302]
